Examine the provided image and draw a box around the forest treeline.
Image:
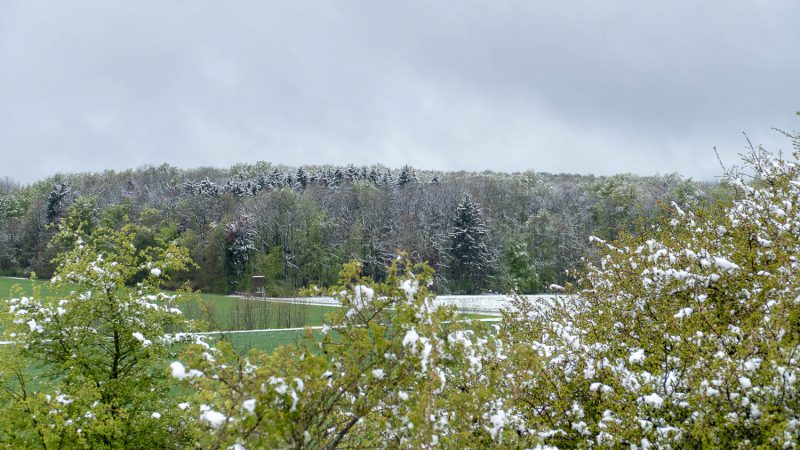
[0,163,727,294]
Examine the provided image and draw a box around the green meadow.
[0,276,336,351]
[0,276,492,353]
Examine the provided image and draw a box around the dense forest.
[0,163,726,294]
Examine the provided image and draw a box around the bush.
[494,135,800,447]
[173,256,502,448]
[0,220,202,448]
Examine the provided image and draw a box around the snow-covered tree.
[225,177,252,197]
[294,167,308,190]
[0,219,201,447]
[225,214,257,290]
[381,169,394,186]
[345,164,359,182]
[182,178,221,197]
[449,195,492,293]
[367,167,381,184]
[493,134,800,447]
[331,168,344,187]
[397,165,418,187]
[45,182,71,223]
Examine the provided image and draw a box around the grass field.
[0,276,339,330]
[0,276,494,353]
[181,292,339,331]
[0,276,63,299]
[206,329,322,353]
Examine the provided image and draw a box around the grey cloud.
[1,0,798,183]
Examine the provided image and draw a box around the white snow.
[170,361,187,379]
[200,405,227,428]
[712,257,740,272]
[347,285,376,318]
[269,376,287,394]
[242,399,256,414]
[402,328,420,347]
[400,279,418,301]
[673,307,693,319]
[642,393,664,408]
[671,201,686,217]
[353,285,374,302]
[27,319,43,333]
[132,332,152,347]
[486,409,507,439]
[170,361,203,380]
[705,387,720,397]
[629,349,645,364]
[739,376,752,390]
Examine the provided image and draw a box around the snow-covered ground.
[241,294,561,315]
[434,294,558,314]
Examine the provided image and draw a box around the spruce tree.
[295,167,308,190]
[367,167,381,184]
[449,195,492,293]
[397,165,418,186]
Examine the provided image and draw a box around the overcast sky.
[1,1,799,184]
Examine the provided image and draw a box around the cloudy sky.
[1,1,798,183]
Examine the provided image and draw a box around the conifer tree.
[397,165,418,187]
[295,167,308,190]
[449,195,492,293]
[367,167,381,184]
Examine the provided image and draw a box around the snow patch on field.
[236,294,563,314]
